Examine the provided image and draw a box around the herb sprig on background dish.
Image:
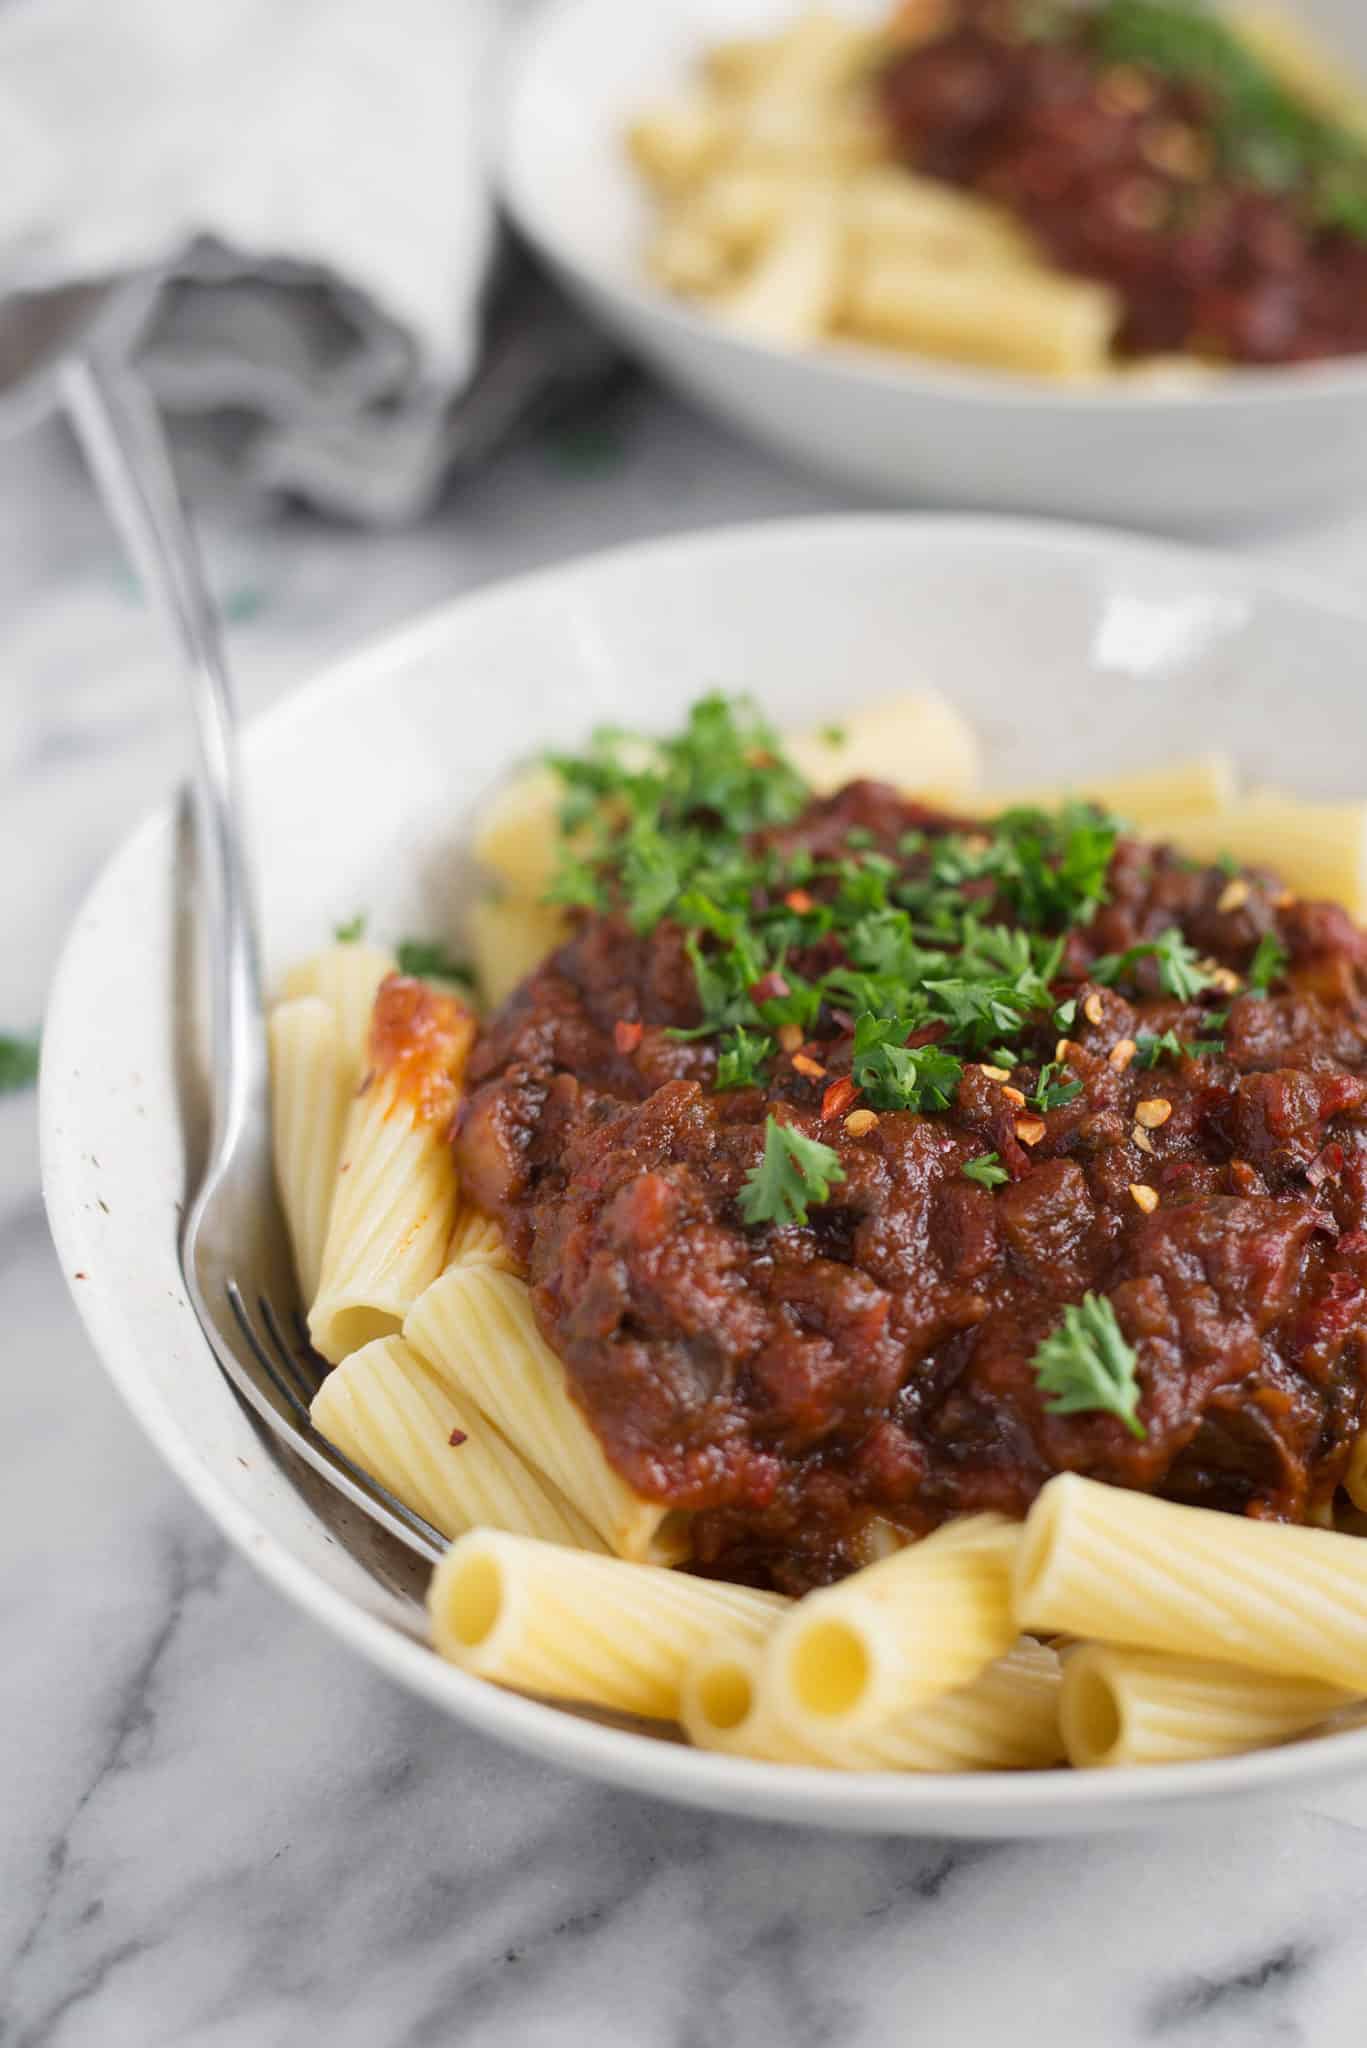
[1025,0,1367,237]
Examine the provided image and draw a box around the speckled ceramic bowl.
[42,515,1367,1832]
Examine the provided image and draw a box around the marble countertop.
[6,383,1367,2048]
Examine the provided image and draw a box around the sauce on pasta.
[456,768,1367,1593]
[880,0,1367,365]
[367,975,476,1125]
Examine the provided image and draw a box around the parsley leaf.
[1032,1293,1147,1440]
[1093,926,1215,1002]
[0,1034,40,1093]
[739,1116,847,1228]
[852,1017,963,1112]
[1248,931,1289,994]
[396,939,476,988]
[716,1026,773,1090]
[993,802,1119,930]
[1133,1026,1226,1070]
[963,1152,1009,1189]
[1029,1062,1083,1113]
[334,914,366,943]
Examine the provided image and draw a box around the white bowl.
[500,0,1367,530]
[41,514,1367,1835]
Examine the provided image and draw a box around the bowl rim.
[498,0,1367,415]
[41,509,1367,1833]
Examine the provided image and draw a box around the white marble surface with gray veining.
[7,386,1367,2048]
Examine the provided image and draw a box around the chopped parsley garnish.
[852,1020,963,1112]
[1134,1026,1225,1070]
[1032,1293,1147,1440]
[1029,1062,1083,1114]
[1248,931,1289,995]
[334,914,367,943]
[0,1034,40,1094]
[543,695,1232,1188]
[739,1117,846,1228]
[820,724,847,747]
[396,939,476,988]
[1093,925,1215,1002]
[963,1152,1010,1189]
[716,1026,773,1091]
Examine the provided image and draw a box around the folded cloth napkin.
[0,0,619,522]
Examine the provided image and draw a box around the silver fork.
[62,345,445,1568]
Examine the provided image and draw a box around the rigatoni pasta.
[404,1264,689,1566]
[281,940,398,1077]
[309,976,476,1364]
[310,1335,601,1550]
[1060,1644,1355,1770]
[428,1528,786,1717]
[268,996,351,1306]
[760,1516,1019,1736]
[685,1632,1063,1771]
[1015,1474,1367,1694]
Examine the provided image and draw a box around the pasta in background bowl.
[41,514,1367,1834]
[500,0,1367,526]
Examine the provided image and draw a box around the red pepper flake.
[749,971,791,1003]
[448,1427,468,1448]
[822,1076,860,1120]
[784,888,815,914]
[613,1018,643,1054]
[792,1053,827,1080]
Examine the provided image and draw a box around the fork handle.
[61,350,265,1173]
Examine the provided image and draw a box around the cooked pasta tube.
[472,766,564,901]
[428,1528,787,1717]
[1060,1644,1356,1771]
[716,190,846,346]
[280,941,398,1075]
[311,1336,601,1550]
[847,166,1040,269]
[1159,796,1367,918]
[991,754,1237,830]
[760,1515,1020,1737]
[444,1205,522,1274]
[685,1633,1063,1771]
[468,896,568,1009]
[309,978,476,1364]
[648,213,736,296]
[268,997,351,1305]
[701,34,774,99]
[1015,1473,1367,1692]
[404,1265,689,1565]
[627,95,734,194]
[685,167,800,262]
[843,252,1119,379]
[784,689,981,802]
[1346,1433,1367,1516]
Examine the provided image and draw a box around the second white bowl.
[500,0,1367,529]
